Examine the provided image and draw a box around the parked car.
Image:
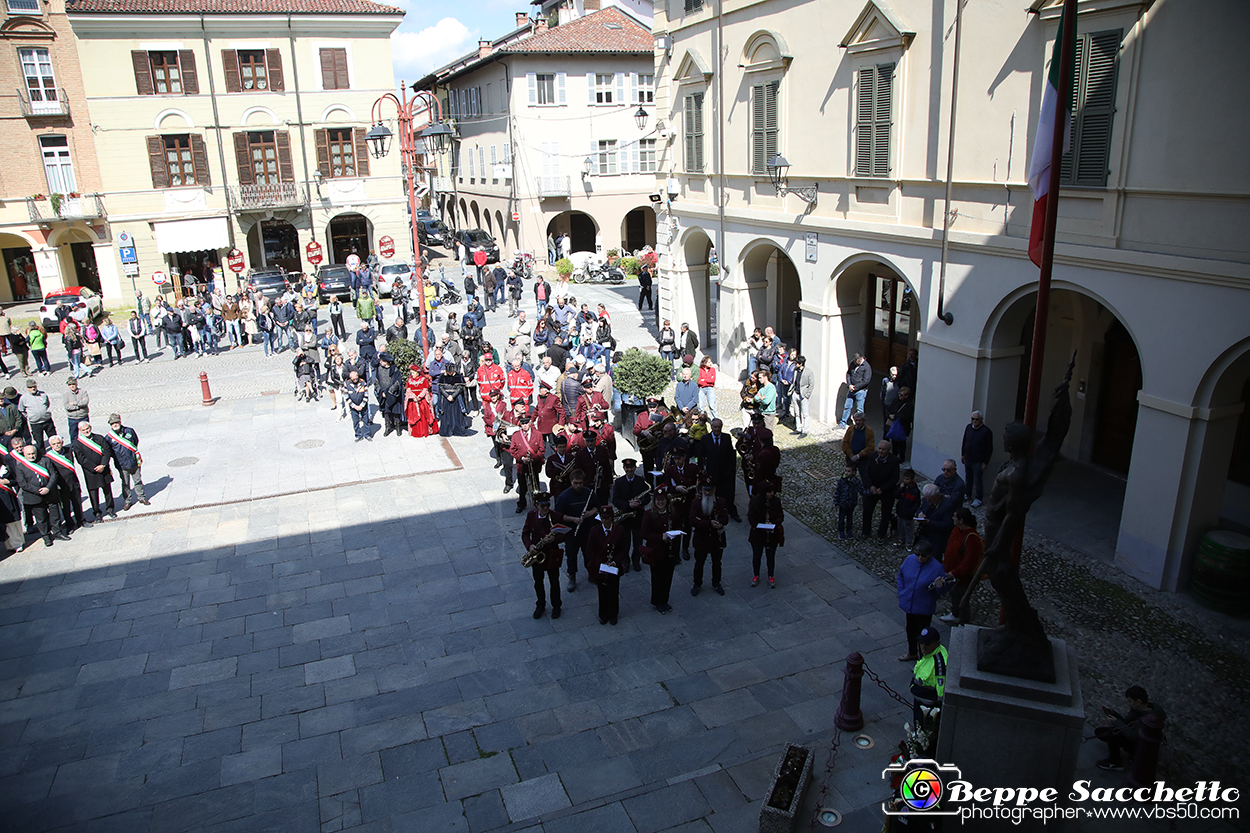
[316,265,352,302]
[452,229,500,263]
[418,219,451,248]
[377,263,414,298]
[39,286,103,331]
[245,268,289,301]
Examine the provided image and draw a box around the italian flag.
[1027,2,1076,267]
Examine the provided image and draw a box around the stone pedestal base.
[935,626,1084,831]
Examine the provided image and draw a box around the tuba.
[638,414,677,453]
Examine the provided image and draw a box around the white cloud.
[391,18,478,83]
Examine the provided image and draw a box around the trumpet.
[521,524,566,568]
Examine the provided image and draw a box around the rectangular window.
[478,147,485,179]
[855,63,893,177]
[683,92,704,173]
[6,0,40,12]
[535,73,555,105]
[594,73,614,104]
[638,138,657,173]
[163,135,196,186]
[319,47,349,90]
[596,139,618,175]
[636,73,654,104]
[1060,29,1122,187]
[684,0,703,12]
[327,128,356,178]
[238,50,268,90]
[40,135,76,194]
[19,48,58,112]
[750,80,779,176]
[149,51,182,95]
[248,131,279,184]
[468,148,474,179]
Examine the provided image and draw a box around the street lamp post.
[367,83,445,360]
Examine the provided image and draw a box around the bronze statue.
[959,354,1075,682]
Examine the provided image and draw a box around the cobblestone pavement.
[0,273,1243,833]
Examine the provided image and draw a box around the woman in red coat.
[747,478,785,588]
[940,507,984,624]
[404,365,439,437]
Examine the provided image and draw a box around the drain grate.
[168,456,200,467]
[294,439,325,450]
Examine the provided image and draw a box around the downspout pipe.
[201,13,236,250]
[288,14,314,242]
[935,0,963,326]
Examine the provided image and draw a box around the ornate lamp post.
[367,84,446,358]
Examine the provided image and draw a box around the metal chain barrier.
[862,659,912,708]
[805,729,843,832]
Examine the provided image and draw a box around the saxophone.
[521,523,567,568]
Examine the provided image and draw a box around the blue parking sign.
[119,246,137,264]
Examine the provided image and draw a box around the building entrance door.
[867,273,913,372]
[1093,321,1141,473]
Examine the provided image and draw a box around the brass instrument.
[736,431,757,483]
[521,523,568,568]
[638,414,677,453]
[621,482,652,516]
[553,452,578,482]
[741,378,761,408]
[527,454,541,496]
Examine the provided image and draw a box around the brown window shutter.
[190,134,210,186]
[146,136,168,188]
[178,50,199,95]
[319,49,336,89]
[315,128,331,178]
[132,50,154,95]
[334,49,349,89]
[233,131,254,184]
[266,48,284,92]
[353,128,370,177]
[275,130,294,182]
[222,50,241,93]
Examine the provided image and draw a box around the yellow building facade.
[67,0,406,302]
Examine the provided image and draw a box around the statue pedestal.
[936,626,1084,831]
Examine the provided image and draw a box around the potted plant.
[619,256,640,277]
[759,744,813,833]
[555,257,574,279]
[606,248,621,265]
[613,348,671,419]
[49,193,63,215]
[709,263,721,277]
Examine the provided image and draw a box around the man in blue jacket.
[896,540,948,662]
[105,413,149,510]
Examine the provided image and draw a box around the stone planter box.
[759,743,813,833]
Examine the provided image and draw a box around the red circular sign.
[226,248,246,273]
[151,270,167,285]
[306,241,324,266]
[378,236,395,259]
[473,250,488,267]
[511,211,520,222]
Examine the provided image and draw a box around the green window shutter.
[873,63,893,177]
[751,84,765,175]
[1061,29,1121,187]
[855,66,876,176]
[766,81,779,173]
[685,92,705,173]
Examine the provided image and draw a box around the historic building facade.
[653,0,1250,593]
[66,0,405,300]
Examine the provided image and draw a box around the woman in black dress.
[438,367,471,436]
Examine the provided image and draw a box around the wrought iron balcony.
[535,175,571,198]
[17,87,70,118]
[229,182,308,212]
[27,193,106,222]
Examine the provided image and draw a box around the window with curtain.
[40,135,76,193]
[248,131,279,184]
[163,135,196,185]
[238,50,268,90]
[150,52,182,94]
[327,128,356,177]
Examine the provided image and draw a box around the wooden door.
[867,274,913,372]
[1092,321,1141,473]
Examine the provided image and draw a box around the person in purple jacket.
[897,540,949,662]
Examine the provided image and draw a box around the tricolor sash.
[15,455,50,480]
[107,429,143,465]
[76,434,105,456]
[0,481,16,496]
[45,449,75,472]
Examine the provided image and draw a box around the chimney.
[535,17,548,33]
[478,39,492,58]
[515,11,529,28]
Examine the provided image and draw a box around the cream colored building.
[0,0,108,303]
[654,0,1250,593]
[66,0,406,301]
[418,6,659,260]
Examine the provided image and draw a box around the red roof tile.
[501,7,651,54]
[66,0,403,14]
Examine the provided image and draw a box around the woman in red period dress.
[404,365,439,437]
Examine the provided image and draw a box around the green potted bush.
[555,257,574,278]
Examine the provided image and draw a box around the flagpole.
[1023,0,1077,430]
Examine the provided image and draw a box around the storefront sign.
[306,241,324,266]
[378,236,395,259]
[226,249,246,273]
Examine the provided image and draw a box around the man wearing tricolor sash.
[105,413,148,511]
[73,423,116,521]
[47,435,90,533]
[13,444,69,547]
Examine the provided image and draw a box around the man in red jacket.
[507,357,533,409]
[476,353,506,402]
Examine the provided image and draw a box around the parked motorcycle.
[575,261,627,285]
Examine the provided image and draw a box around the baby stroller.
[439,274,463,307]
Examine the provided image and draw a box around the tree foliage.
[613,348,671,399]
[386,337,423,370]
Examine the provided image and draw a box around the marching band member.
[664,446,700,561]
[611,458,650,572]
[521,491,564,620]
[553,469,597,592]
[688,479,728,597]
[641,487,680,614]
[545,434,591,503]
[508,412,545,514]
[748,478,786,588]
[583,504,625,625]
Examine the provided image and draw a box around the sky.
[388,0,529,83]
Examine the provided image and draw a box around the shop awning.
[153,217,229,255]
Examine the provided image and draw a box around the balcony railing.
[27,193,106,222]
[535,175,571,198]
[17,87,70,118]
[229,182,308,212]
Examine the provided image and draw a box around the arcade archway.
[621,207,656,252]
[740,241,802,350]
[547,211,598,254]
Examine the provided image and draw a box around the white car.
[377,263,414,297]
